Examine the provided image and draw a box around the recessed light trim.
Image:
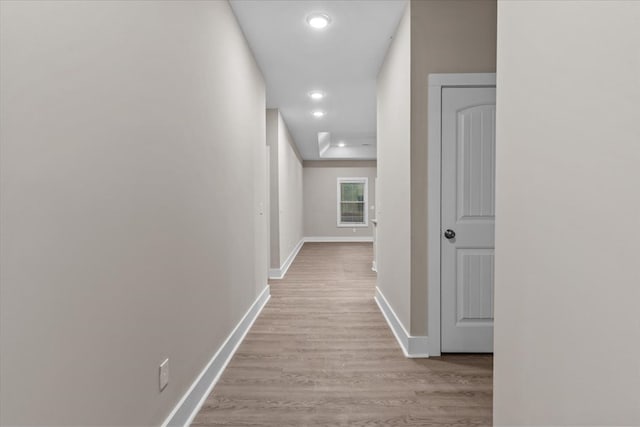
[308,90,325,100]
[312,110,325,118]
[306,13,330,30]
[338,142,346,147]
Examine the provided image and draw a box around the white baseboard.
[304,236,373,243]
[374,287,429,358]
[161,285,271,427]
[269,238,304,279]
[268,268,280,279]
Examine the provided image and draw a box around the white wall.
[266,109,304,269]
[494,1,640,425]
[266,110,281,268]
[303,161,376,239]
[277,113,304,266]
[409,0,496,335]
[254,112,270,295]
[0,1,268,425]
[376,3,412,330]
[375,0,496,338]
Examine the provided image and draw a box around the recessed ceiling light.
[312,110,325,118]
[306,13,330,30]
[308,90,325,100]
[338,142,346,147]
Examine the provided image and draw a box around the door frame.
[427,73,496,356]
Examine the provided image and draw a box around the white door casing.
[426,73,496,357]
[441,87,496,353]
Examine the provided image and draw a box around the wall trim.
[269,238,304,279]
[427,73,496,357]
[161,285,271,427]
[304,236,373,243]
[374,287,429,358]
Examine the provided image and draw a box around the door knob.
[444,229,456,240]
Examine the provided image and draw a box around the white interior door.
[441,86,496,353]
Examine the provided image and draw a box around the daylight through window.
[337,178,368,227]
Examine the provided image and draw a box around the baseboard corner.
[374,287,429,359]
[268,238,304,280]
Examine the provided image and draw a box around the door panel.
[456,249,494,323]
[441,87,496,353]
[457,105,496,220]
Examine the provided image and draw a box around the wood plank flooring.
[192,242,493,426]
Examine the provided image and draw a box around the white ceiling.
[230,0,407,160]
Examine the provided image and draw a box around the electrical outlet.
[159,358,169,391]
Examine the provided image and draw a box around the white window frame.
[336,177,368,227]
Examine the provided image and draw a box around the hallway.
[192,243,493,426]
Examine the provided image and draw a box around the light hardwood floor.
[192,242,493,426]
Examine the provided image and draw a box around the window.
[337,178,368,227]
